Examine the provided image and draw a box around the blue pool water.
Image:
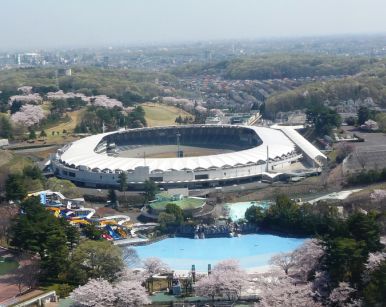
[226,201,270,221]
[131,234,305,271]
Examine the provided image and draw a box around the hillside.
[142,103,193,127]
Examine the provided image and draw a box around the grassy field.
[0,150,13,168]
[150,198,205,211]
[45,109,84,137]
[142,103,193,127]
[0,151,33,173]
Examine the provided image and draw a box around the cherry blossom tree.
[115,267,145,283]
[269,239,324,279]
[195,105,207,113]
[9,93,42,105]
[114,279,150,306]
[370,189,386,202]
[70,273,150,306]
[17,86,33,95]
[362,251,386,282]
[143,257,170,277]
[70,278,116,307]
[312,271,331,299]
[328,282,357,306]
[11,104,45,127]
[46,90,89,102]
[92,95,123,109]
[254,272,322,307]
[292,239,324,281]
[195,259,248,302]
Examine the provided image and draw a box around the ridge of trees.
[172,53,376,79]
[74,105,146,133]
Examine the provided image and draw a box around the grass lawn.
[142,103,193,127]
[0,257,18,275]
[0,150,13,168]
[41,109,85,142]
[150,198,205,211]
[0,152,33,173]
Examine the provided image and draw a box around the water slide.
[70,219,91,225]
[106,225,121,240]
[73,208,96,219]
[117,227,128,238]
[47,207,60,217]
[98,215,131,225]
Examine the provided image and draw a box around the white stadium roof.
[58,126,296,172]
[271,125,327,165]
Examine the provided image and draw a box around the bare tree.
[121,248,140,268]
[143,257,170,277]
[14,255,40,294]
[269,252,296,275]
[0,204,18,244]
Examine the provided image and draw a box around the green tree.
[144,180,158,202]
[165,203,184,225]
[9,197,70,280]
[67,240,124,284]
[306,105,341,136]
[39,130,47,138]
[23,165,44,181]
[58,218,80,250]
[357,106,371,125]
[346,212,382,253]
[245,205,264,224]
[363,260,386,306]
[264,194,301,232]
[41,224,69,279]
[5,174,27,201]
[28,129,36,140]
[107,189,117,205]
[83,224,102,240]
[158,212,176,230]
[118,172,128,192]
[45,178,80,198]
[0,115,13,139]
[324,237,367,287]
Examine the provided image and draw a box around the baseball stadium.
[51,125,326,189]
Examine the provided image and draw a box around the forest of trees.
[0,67,176,111]
[172,54,376,79]
[265,71,386,116]
[74,105,147,133]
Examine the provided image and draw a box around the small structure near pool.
[141,192,209,220]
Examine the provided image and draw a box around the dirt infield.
[117,145,234,158]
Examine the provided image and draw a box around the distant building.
[0,139,9,148]
[205,116,223,125]
[57,68,72,77]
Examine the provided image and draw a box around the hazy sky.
[1,0,386,49]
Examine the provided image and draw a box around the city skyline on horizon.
[1,0,386,50]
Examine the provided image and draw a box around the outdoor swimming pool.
[130,234,305,271]
[226,201,270,221]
